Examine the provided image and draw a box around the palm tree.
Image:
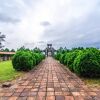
[0,32,6,49]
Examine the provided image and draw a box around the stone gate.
[43,44,56,57]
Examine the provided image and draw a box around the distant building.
[0,52,15,61]
[43,44,56,56]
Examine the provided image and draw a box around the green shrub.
[59,54,64,64]
[62,53,67,65]
[85,48,100,64]
[42,53,45,59]
[32,52,45,65]
[54,53,61,60]
[12,50,45,71]
[64,53,69,65]
[54,47,100,77]
[73,50,100,77]
[59,52,67,64]
[33,53,41,64]
[66,50,79,71]
[12,51,34,71]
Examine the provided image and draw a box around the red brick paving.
[0,57,100,100]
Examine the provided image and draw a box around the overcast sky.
[0,0,100,49]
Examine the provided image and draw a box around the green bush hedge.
[54,53,61,60]
[66,50,79,71]
[12,50,45,71]
[73,50,100,77]
[54,47,100,77]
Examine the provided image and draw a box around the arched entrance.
[44,44,55,57]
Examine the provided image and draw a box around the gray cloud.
[0,13,20,23]
[40,21,51,27]
[40,0,100,49]
[0,0,100,49]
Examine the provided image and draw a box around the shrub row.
[12,50,45,71]
[54,48,100,77]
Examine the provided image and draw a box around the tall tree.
[11,49,15,52]
[0,32,5,49]
[4,48,10,52]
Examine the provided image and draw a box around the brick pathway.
[0,57,100,100]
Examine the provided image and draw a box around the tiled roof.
[0,52,15,55]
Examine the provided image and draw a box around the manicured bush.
[73,50,100,77]
[85,48,100,64]
[42,53,46,59]
[64,53,69,65]
[59,52,67,64]
[54,47,100,77]
[33,53,41,64]
[12,51,34,71]
[12,50,45,71]
[54,53,61,60]
[59,54,64,64]
[66,50,79,71]
[33,52,45,65]
[62,53,67,65]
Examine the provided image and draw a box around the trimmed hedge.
[73,50,100,77]
[54,47,100,77]
[12,50,45,71]
[66,50,79,71]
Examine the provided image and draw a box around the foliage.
[66,50,80,71]
[33,53,42,65]
[12,49,45,71]
[0,48,15,52]
[54,47,100,77]
[59,54,64,64]
[0,48,9,52]
[12,51,33,71]
[11,49,15,52]
[33,47,41,53]
[17,46,29,51]
[59,52,67,64]
[73,50,100,77]
[54,53,61,60]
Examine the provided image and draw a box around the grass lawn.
[0,60,24,83]
[82,78,100,88]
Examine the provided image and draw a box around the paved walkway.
[0,57,100,100]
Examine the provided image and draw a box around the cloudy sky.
[0,0,100,49]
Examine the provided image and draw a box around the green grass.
[0,60,24,83]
